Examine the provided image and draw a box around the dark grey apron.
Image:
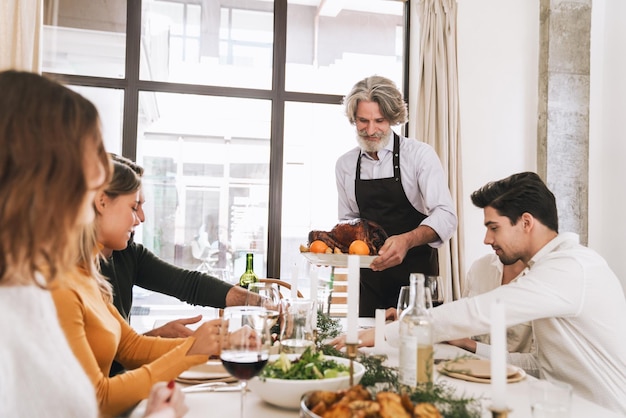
[355,133,438,317]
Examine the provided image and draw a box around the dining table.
[128,317,622,418]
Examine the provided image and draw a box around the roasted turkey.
[308,218,388,255]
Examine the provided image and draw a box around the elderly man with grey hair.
[336,75,457,317]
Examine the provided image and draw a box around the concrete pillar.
[537,0,592,244]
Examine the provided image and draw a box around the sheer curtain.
[0,0,42,72]
[408,0,464,301]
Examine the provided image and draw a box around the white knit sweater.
[0,285,98,417]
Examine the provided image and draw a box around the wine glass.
[246,282,281,331]
[425,275,444,307]
[279,298,315,354]
[397,285,410,317]
[220,306,270,418]
[397,277,434,318]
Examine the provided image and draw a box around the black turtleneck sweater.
[101,241,232,322]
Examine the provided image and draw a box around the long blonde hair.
[77,223,113,303]
[0,70,111,286]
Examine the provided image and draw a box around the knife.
[182,382,242,393]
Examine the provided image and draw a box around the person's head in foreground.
[0,70,110,286]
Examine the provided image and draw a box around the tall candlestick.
[490,298,507,410]
[310,267,319,301]
[291,263,299,299]
[310,268,319,329]
[346,255,360,343]
[374,308,386,354]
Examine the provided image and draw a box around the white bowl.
[248,355,365,410]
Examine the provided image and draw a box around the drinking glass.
[246,282,281,330]
[279,298,315,354]
[220,306,270,418]
[397,278,433,318]
[316,280,332,315]
[529,380,572,418]
[397,285,411,317]
[425,275,444,307]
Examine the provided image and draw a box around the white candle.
[291,263,299,299]
[310,268,319,328]
[490,298,507,410]
[310,267,319,301]
[346,255,360,343]
[374,308,386,354]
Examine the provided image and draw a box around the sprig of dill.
[315,310,342,344]
[319,344,398,388]
[405,382,482,418]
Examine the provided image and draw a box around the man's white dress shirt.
[386,234,626,413]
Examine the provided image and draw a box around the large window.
[42,0,407,299]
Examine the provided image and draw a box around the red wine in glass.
[221,352,268,380]
[220,306,270,418]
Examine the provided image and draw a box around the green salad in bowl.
[248,347,365,409]
[260,348,350,380]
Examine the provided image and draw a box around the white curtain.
[408,0,464,301]
[0,0,43,72]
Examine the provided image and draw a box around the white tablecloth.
[130,342,622,418]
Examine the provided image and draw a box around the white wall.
[456,0,539,271]
[589,0,626,293]
[456,0,626,294]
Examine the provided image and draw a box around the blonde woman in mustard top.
[52,221,223,417]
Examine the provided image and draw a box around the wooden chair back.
[259,278,304,298]
[328,271,348,317]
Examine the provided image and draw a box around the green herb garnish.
[315,310,342,345]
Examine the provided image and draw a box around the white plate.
[437,359,526,384]
[178,360,230,380]
[301,252,377,268]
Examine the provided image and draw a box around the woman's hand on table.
[329,328,375,349]
[186,318,222,357]
[143,381,188,418]
[145,315,202,338]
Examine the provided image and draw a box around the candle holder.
[488,406,512,418]
[345,342,359,386]
[368,353,388,363]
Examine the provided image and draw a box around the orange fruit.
[349,239,370,255]
[309,240,329,254]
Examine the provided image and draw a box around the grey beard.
[356,129,392,153]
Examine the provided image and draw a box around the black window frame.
[44,0,412,278]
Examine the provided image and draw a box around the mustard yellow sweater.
[51,273,208,417]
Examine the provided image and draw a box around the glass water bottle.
[238,253,259,288]
[398,273,434,387]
